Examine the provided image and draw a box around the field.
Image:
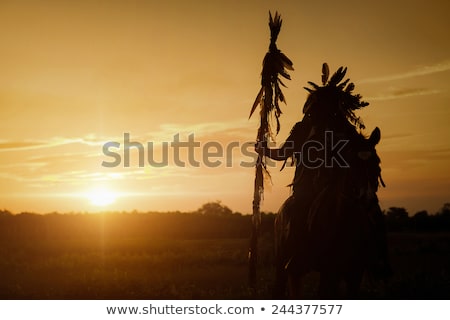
[0,212,449,299]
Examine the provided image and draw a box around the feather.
[280,159,288,171]
[278,88,286,103]
[269,11,282,45]
[276,117,281,134]
[280,69,291,80]
[262,164,273,186]
[274,84,280,105]
[329,66,347,86]
[249,87,263,119]
[338,78,350,89]
[322,63,329,85]
[272,56,285,74]
[379,175,386,188]
[307,81,320,90]
[275,102,282,117]
[280,52,294,70]
[345,82,355,92]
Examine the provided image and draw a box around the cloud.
[0,119,259,189]
[360,60,450,84]
[0,141,49,151]
[0,168,124,185]
[425,148,450,161]
[0,118,255,154]
[380,133,415,140]
[26,152,93,163]
[0,138,78,152]
[157,118,253,137]
[382,147,450,166]
[0,135,120,152]
[367,88,441,101]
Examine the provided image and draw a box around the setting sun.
[86,187,117,207]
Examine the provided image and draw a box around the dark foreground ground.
[0,212,449,299]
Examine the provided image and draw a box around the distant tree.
[438,203,450,216]
[434,203,450,230]
[0,209,12,216]
[385,207,409,231]
[413,210,429,219]
[386,207,408,219]
[196,201,233,216]
[412,210,430,231]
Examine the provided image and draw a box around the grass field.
[1,237,270,299]
[0,213,449,299]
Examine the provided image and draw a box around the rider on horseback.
[257,64,391,296]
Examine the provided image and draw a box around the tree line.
[384,203,450,232]
[0,202,449,242]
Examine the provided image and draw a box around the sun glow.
[86,187,117,207]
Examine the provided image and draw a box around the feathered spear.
[248,11,293,288]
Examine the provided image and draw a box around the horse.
[273,126,387,299]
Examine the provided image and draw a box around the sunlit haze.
[1,0,449,214]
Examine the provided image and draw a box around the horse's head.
[356,127,380,160]
[352,127,384,202]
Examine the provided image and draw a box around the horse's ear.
[369,127,381,146]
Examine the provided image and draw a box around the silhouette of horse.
[273,127,387,299]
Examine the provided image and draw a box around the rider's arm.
[255,121,306,161]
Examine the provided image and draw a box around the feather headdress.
[303,63,369,129]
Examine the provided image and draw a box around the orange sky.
[0,0,449,214]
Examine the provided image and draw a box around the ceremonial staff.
[248,11,293,288]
